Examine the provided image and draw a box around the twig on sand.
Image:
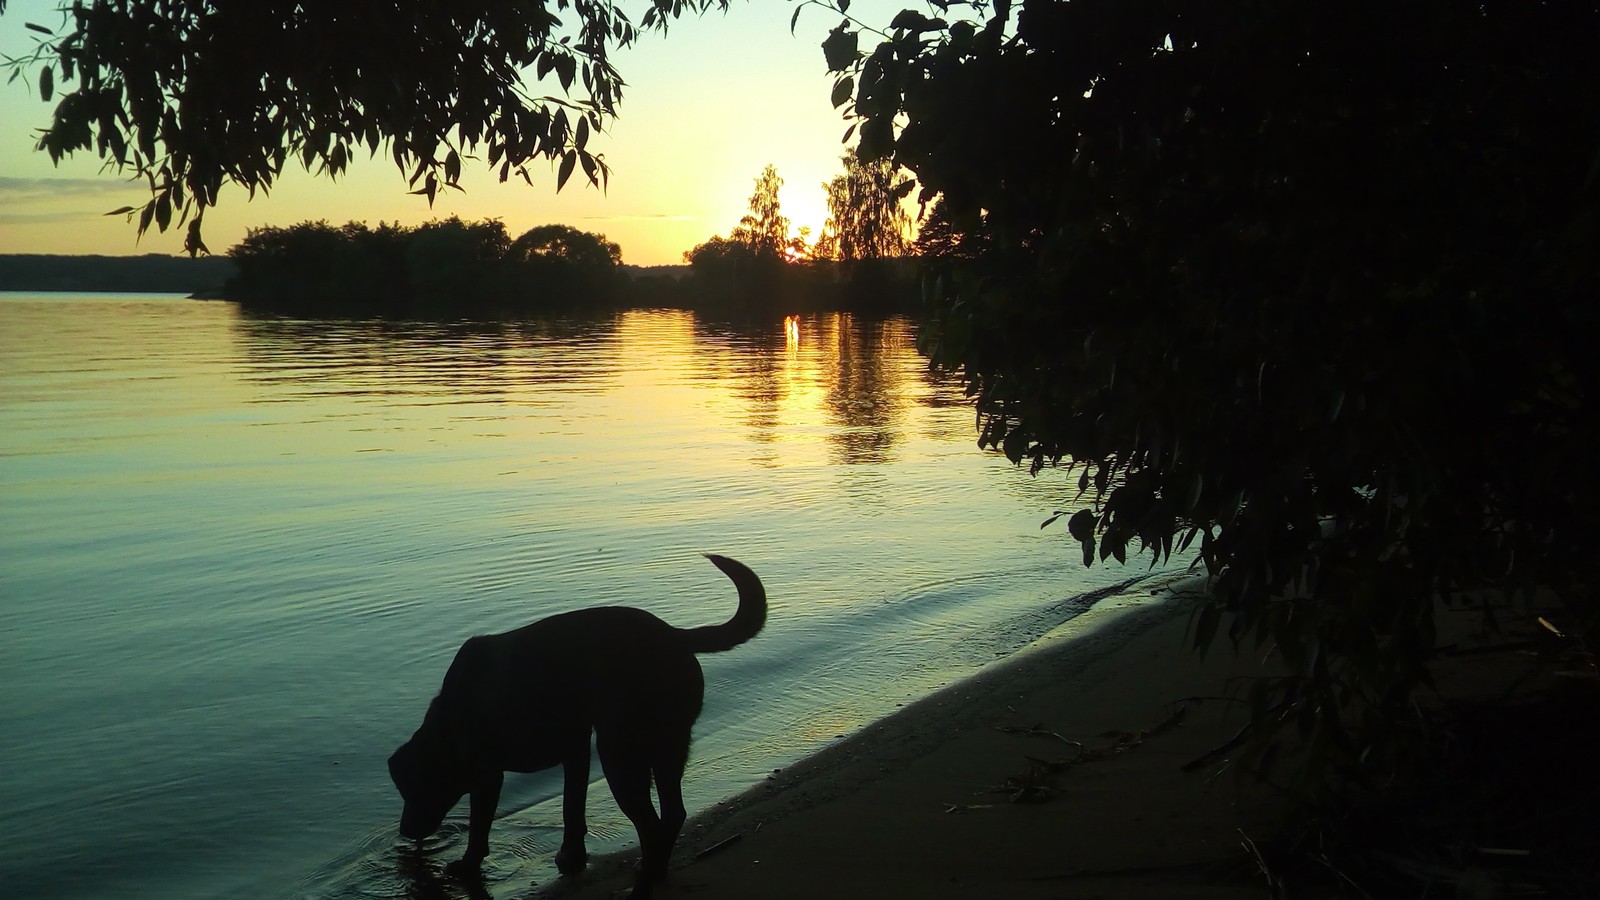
[942,801,996,814]
[1099,701,1191,755]
[691,833,744,863]
[993,722,1086,752]
[1182,698,1293,773]
[1239,829,1285,900]
[990,704,1197,805]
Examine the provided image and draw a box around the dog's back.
[491,554,766,730]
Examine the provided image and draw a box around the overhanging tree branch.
[6,0,731,254]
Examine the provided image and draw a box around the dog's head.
[390,636,494,840]
[387,733,467,840]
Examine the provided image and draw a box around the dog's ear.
[420,635,496,734]
[388,740,417,787]
[440,636,493,698]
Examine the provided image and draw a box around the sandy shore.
[533,574,1298,899]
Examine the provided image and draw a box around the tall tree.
[728,164,792,261]
[687,164,798,267]
[5,0,728,254]
[815,150,912,261]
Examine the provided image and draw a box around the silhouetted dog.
[388,554,766,899]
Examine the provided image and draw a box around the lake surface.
[0,294,1172,899]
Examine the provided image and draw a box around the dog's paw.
[626,869,658,899]
[555,845,588,876]
[443,857,485,879]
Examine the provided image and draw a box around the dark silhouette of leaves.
[6,0,731,254]
[834,0,1600,796]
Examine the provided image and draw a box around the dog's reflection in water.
[394,840,493,900]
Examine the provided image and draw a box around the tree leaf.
[184,219,209,257]
[889,10,935,33]
[858,116,893,162]
[557,150,577,191]
[1067,509,1096,542]
[822,25,859,72]
[831,75,855,109]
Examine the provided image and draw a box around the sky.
[0,0,909,266]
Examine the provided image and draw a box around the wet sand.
[536,575,1299,899]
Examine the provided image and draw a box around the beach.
[539,576,1298,899]
[517,569,1600,900]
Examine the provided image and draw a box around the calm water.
[0,294,1170,899]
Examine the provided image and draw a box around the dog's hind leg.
[648,729,692,881]
[598,736,665,899]
[555,747,591,876]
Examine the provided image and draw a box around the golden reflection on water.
[221,308,949,479]
[589,309,932,472]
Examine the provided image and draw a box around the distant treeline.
[223,217,922,317]
[225,218,628,317]
[0,254,236,294]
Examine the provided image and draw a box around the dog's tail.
[677,554,767,654]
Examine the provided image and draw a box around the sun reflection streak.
[783,314,800,349]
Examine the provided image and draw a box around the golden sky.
[0,0,901,266]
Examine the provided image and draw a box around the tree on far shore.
[813,150,913,262]
[226,218,622,316]
[509,225,623,270]
[685,164,804,269]
[730,165,796,261]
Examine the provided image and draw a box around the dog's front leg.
[462,771,503,867]
[555,750,591,875]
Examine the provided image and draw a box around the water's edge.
[526,570,1205,898]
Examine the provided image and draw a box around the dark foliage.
[6,0,729,254]
[823,0,1600,793]
[912,197,984,261]
[225,218,624,317]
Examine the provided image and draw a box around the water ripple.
[0,295,1175,900]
